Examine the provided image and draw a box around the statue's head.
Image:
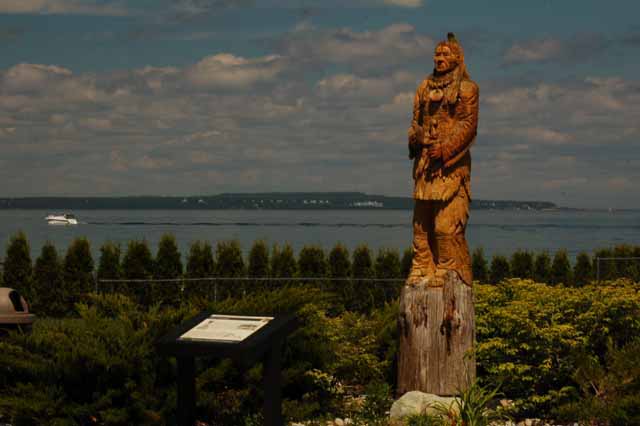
[433,33,464,75]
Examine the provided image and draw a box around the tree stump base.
[397,270,475,396]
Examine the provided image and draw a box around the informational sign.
[179,315,274,343]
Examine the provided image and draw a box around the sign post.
[158,312,297,426]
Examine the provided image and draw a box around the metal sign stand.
[158,312,297,426]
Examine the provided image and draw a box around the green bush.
[32,242,64,317]
[122,240,154,304]
[533,251,552,284]
[0,293,194,426]
[97,242,122,293]
[153,234,183,306]
[351,245,374,312]
[510,250,534,279]
[550,249,572,286]
[471,247,489,284]
[215,240,245,298]
[554,339,640,425]
[271,243,297,283]
[594,248,616,281]
[3,231,33,299]
[573,252,593,287]
[374,248,402,304]
[489,255,510,284]
[328,243,351,297]
[248,240,270,278]
[475,279,640,418]
[63,237,94,309]
[298,245,327,287]
[184,240,215,302]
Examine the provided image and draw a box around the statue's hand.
[427,144,443,160]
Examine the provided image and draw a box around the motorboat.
[45,213,78,225]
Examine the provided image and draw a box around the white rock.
[389,391,460,419]
[334,419,344,426]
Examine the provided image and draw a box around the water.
[0,209,639,260]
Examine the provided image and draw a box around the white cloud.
[280,23,434,70]
[3,63,72,92]
[185,53,283,89]
[0,0,129,15]
[521,127,574,145]
[383,0,422,7]
[504,38,563,64]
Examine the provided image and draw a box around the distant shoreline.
[0,192,562,211]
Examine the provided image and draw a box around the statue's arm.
[441,80,479,165]
[407,86,424,159]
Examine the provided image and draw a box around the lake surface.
[0,209,639,260]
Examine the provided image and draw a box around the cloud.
[2,63,72,93]
[503,34,610,65]
[184,53,284,89]
[0,0,129,15]
[383,0,422,7]
[168,0,253,20]
[315,71,415,104]
[504,38,563,64]
[277,23,434,72]
[1,45,639,207]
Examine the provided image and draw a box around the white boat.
[45,213,78,225]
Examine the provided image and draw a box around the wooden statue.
[397,33,478,396]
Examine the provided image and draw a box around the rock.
[389,391,460,420]
[334,419,344,426]
[499,398,514,409]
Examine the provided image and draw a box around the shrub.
[533,251,552,283]
[475,279,640,418]
[510,250,534,279]
[328,243,351,296]
[550,249,572,286]
[122,240,154,304]
[32,242,64,317]
[270,243,297,284]
[593,248,616,281]
[298,245,327,286]
[351,245,374,312]
[489,255,510,284]
[554,339,640,425]
[573,252,593,287]
[3,231,33,299]
[248,240,269,278]
[63,237,94,308]
[216,240,245,298]
[0,293,193,425]
[374,248,401,303]
[472,247,489,284]
[97,242,121,293]
[153,234,183,306]
[184,240,215,302]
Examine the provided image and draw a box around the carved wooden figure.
[398,33,478,396]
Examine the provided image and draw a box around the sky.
[1,0,639,209]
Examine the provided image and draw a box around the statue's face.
[434,45,457,73]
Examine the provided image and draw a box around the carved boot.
[407,233,436,286]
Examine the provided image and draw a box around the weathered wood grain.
[397,270,475,396]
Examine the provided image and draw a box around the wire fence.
[595,257,640,282]
[96,276,407,310]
